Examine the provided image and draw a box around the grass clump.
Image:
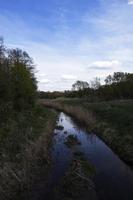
[54,152,97,200]
[55,125,64,130]
[64,135,81,148]
[73,151,96,177]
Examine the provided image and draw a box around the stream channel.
[40,112,133,200]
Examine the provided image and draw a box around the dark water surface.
[46,112,133,200]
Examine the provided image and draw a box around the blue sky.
[0,0,133,91]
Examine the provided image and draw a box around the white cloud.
[37,73,46,77]
[39,79,51,84]
[88,60,121,70]
[128,0,133,5]
[61,74,77,81]
[36,73,47,81]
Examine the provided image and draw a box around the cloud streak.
[128,0,133,5]
[61,74,77,81]
[88,60,121,70]
[39,79,51,84]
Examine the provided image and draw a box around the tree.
[113,72,126,83]
[72,80,89,91]
[105,75,113,85]
[8,49,37,110]
[0,39,37,112]
[90,77,101,89]
[0,38,11,104]
[0,37,5,63]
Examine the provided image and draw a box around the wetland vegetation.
[1,39,133,200]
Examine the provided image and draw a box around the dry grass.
[42,100,96,131]
[0,107,57,200]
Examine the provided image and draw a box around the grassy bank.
[42,98,133,168]
[0,105,57,200]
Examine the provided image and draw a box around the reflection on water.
[49,112,133,200]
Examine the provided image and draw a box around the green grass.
[54,99,133,137]
[83,100,133,136]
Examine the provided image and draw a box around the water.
[48,112,133,200]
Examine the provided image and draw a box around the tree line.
[0,38,37,121]
[39,72,133,100]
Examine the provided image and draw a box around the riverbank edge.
[41,100,133,169]
[27,107,58,199]
[0,106,58,200]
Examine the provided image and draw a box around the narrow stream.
[48,112,133,200]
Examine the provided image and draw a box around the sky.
[0,0,133,91]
